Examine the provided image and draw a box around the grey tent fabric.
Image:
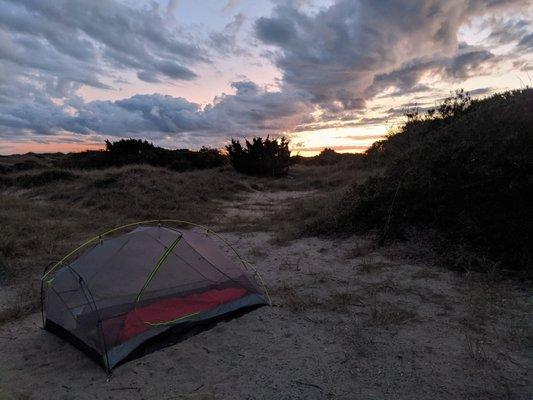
[42,226,268,371]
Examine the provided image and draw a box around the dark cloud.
[209,13,249,56]
[372,49,497,95]
[446,50,495,78]
[256,15,297,45]
[0,81,313,146]
[0,0,531,149]
[467,87,494,97]
[0,0,205,97]
[256,0,529,110]
[518,33,533,50]
[486,17,530,46]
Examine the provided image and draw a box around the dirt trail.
[217,189,312,219]
[0,190,531,400]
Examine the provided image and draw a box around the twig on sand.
[192,384,204,392]
[292,380,324,391]
[109,387,140,392]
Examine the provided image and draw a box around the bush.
[292,148,364,166]
[226,136,290,177]
[58,150,111,169]
[303,89,533,275]
[56,139,226,171]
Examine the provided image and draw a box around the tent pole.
[40,261,55,329]
[44,219,271,302]
[68,267,111,373]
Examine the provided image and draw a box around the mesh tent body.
[42,225,268,371]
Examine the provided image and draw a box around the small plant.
[369,303,417,326]
[465,336,489,363]
[226,136,290,177]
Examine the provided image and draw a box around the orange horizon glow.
[0,140,373,157]
[1,142,104,156]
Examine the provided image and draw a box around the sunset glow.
[0,0,531,155]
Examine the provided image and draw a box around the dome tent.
[41,221,269,372]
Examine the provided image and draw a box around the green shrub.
[226,136,290,177]
[303,89,533,274]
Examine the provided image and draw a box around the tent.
[41,223,269,372]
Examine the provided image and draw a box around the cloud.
[209,13,249,56]
[255,0,530,110]
[486,17,531,46]
[0,81,313,147]
[166,0,180,16]
[0,0,206,98]
[223,0,243,12]
[0,0,532,150]
[518,33,533,50]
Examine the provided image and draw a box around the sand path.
[0,190,531,399]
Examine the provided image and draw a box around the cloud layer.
[257,0,530,109]
[0,0,532,150]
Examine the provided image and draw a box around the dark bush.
[56,139,226,171]
[226,136,290,177]
[58,150,111,169]
[0,175,12,187]
[293,148,364,166]
[105,138,155,165]
[305,89,533,274]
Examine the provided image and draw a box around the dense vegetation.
[299,89,533,275]
[226,136,290,177]
[292,148,364,166]
[56,139,226,171]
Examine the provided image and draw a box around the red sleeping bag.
[114,287,247,342]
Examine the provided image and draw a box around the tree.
[226,136,290,177]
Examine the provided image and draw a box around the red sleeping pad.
[103,287,248,344]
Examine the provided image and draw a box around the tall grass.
[0,165,252,285]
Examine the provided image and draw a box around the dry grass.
[503,316,533,347]
[411,268,440,280]
[357,258,398,274]
[464,336,490,364]
[369,303,417,326]
[342,240,375,259]
[0,159,373,321]
[327,291,366,309]
[0,283,40,324]
[273,286,319,313]
[0,165,254,285]
[249,246,267,259]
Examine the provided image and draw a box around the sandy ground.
[0,190,531,400]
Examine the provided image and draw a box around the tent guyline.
[40,221,270,372]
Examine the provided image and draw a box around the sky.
[0,0,532,155]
